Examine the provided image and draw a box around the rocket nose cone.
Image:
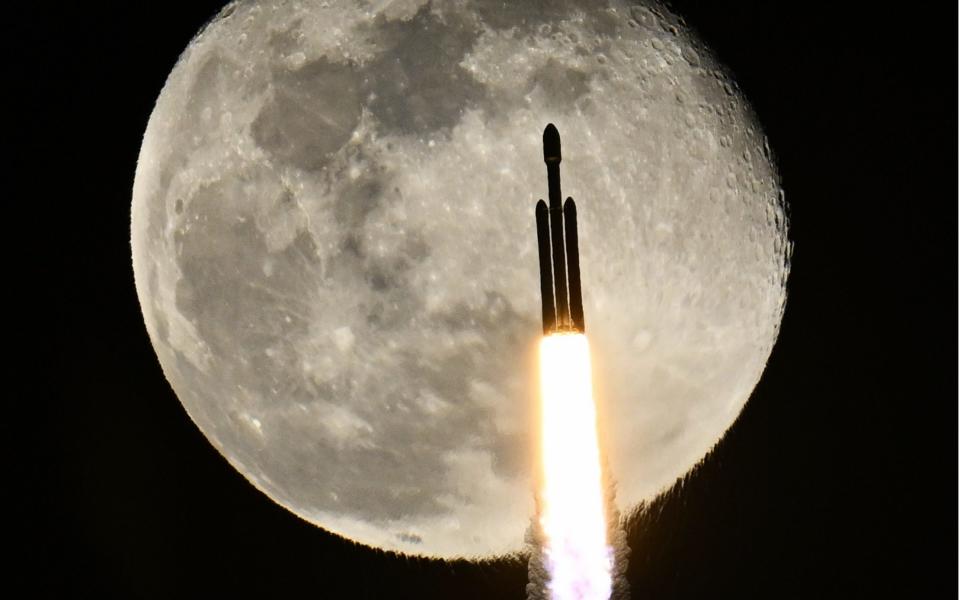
[543,123,561,163]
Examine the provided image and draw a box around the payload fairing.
[536,124,585,335]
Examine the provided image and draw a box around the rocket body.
[536,124,585,335]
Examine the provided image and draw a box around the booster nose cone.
[543,123,561,164]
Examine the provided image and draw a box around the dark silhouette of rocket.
[536,124,585,335]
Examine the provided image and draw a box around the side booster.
[536,124,585,335]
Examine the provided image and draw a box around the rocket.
[536,124,585,335]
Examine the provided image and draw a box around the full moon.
[132,0,789,558]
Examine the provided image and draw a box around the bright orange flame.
[538,333,613,600]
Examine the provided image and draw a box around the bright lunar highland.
[131,0,790,558]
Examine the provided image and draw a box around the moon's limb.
[131,0,789,558]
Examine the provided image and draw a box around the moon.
[131,0,789,558]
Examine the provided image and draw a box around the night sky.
[21,2,956,598]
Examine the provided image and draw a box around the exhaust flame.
[538,333,613,600]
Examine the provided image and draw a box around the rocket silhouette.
[536,124,585,335]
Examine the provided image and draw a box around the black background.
[19,2,956,598]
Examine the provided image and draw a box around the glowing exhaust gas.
[538,333,613,600]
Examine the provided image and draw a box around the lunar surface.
[131,0,790,558]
